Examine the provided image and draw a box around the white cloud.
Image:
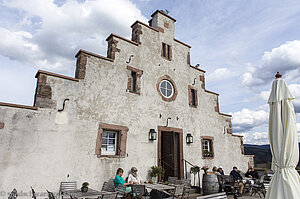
[242,40,300,87]
[1,0,147,73]
[231,108,268,132]
[258,90,270,101]
[238,132,269,145]
[207,67,231,81]
[288,84,300,113]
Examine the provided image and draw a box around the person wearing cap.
[217,166,224,175]
[230,166,244,196]
[128,167,148,184]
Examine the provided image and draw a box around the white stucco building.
[0,10,253,195]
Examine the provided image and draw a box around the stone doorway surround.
[157,126,184,179]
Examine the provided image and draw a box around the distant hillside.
[244,143,300,168]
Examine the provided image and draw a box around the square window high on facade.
[96,123,129,158]
[101,130,117,155]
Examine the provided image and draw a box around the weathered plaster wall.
[0,10,252,196]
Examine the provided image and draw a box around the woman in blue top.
[114,168,133,198]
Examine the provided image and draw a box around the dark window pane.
[167,82,172,90]
[102,139,107,144]
[109,139,115,144]
[103,132,108,138]
[167,89,172,96]
[109,133,116,138]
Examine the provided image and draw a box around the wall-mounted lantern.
[149,129,157,141]
[186,133,193,144]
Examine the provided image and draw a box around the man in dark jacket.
[245,166,259,179]
[230,166,244,196]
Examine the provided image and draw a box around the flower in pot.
[150,166,165,183]
[201,166,209,175]
[81,182,89,192]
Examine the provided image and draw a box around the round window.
[159,80,174,98]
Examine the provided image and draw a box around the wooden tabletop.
[64,188,116,198]
[145,183,175,190]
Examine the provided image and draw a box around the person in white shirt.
[127,167,148,184]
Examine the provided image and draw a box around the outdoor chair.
[101,181,116,192]
[217,175,225,192]
[250,175,265,198]
[8,189,18,199]
[167,176,178,185]
[47,190,56,199]
[31,187,37,199]
[168,184,185,199]
[59,181,77,199]
[222,175,239,195]
[115,184,127,198]
[131,184,147,198]
[176,179,191,188]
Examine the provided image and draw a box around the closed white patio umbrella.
[266,72,300,199]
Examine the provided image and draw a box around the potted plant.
[150,166,165,183]
[81,182,89,192]
[190,165,201,193]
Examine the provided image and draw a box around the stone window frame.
[161,42,172,61]
[188,85,198,108]
[156,75,178,102]
[201,136,214,159]
[127,66,143,95]
[95,123,129,158]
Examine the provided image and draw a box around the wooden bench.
[196,192,227,199]
[59,181,77,199]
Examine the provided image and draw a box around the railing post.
[185,160,187,179]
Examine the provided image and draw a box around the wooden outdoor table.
[63,188,117,199]
[145,183,175,191]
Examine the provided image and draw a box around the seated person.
[245,166,259,179]
[230,166,244,196]
[127,167,148,184]
[114,168,133,198]
[217,166,224,175]
[212,166,221,175]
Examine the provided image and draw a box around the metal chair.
[59,181,77,199]
[8,189,18,199]
[31,187,37,199]
[222,175,239,196]
[167,176,178,185]
[250,175,265,198]
[131,184,146,198]
[47,190,56,199]
[168,184,185,199]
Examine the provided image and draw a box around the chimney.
[149,10,176,37]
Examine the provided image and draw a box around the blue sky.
[0,0,300,144]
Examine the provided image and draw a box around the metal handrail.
[182,159,201,192]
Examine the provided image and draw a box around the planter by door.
[202,174,219,195]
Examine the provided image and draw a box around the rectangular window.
[202,137,214,158]
[101,130,117,155]
[96,123,129,158]
[127,66,143,95]
[191,89,196,106]
[131,71,137,92]
[162,43,171,61]
[162,43,166,58]
[188,86,198,108]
